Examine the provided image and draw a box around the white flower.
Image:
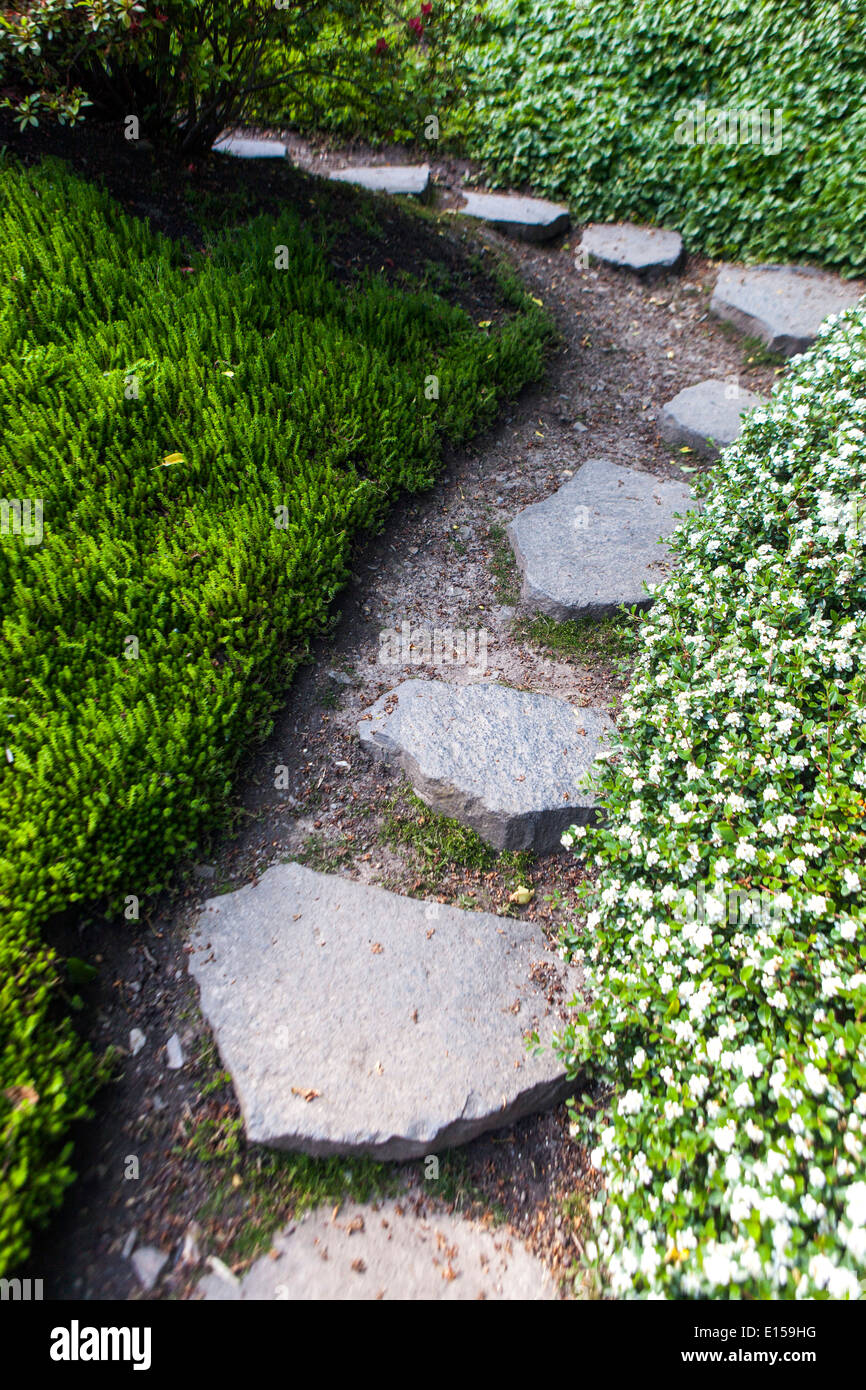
[712,1122,737,1153]
[619,1089,643,1117]
[702,1244,735,1287]
[804,1064,826,1095]
[844,1182,866,1228]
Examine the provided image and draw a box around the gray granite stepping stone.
[190,863,579,1160]
[359,680,611,852]
[579,223,684,276]
[212,135,288,159]
[329,164,429,196]
[456,191,570,243]
[659,378,766,459]
[200,1197,555,1301]
[130,1246,169,1292]
[710,264,864,356]
[508,458,695,621]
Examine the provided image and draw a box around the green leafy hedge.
[0,155,551,1271]
[559,302,866,1298]
[459,0,866,273]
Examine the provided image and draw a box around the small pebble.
[165,1033,185,1069]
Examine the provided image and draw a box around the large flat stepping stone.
[579,223,684,276]
[212,135,288,159]
[508,458,695,621]
[359,679,610,852]
[200,1198,555,1301]
[456,191,570,243]
[659,378,766,459]
[329,164,429,197]
[711,264,864,356]
[190,863,579,1160]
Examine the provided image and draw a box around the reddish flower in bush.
[408,16,424,37]
[421,2,433,14]
[374,36,389,55]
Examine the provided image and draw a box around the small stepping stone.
[359,679,611,852]
[508,458,696,621]
[329,164,430,197]
[659,378,766,459]
[190,863,579,1159]
[579,223,684,276]
[200,1198,555,1301]
[710,264,864,356]
[212,135,288,159]
[456,191,570,243]
[130,1246,169,1292]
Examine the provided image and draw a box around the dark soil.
[13,116,783,1301]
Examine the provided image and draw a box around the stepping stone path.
[183,157,866,1294]
[212,135,288,159]
[359,679,611,852]
[200,1197,555,1301]
[508,458,696,621]
[711,264,864,356]
[659,378,766,459]
[329,164,430,197]
[190,862,580,1160]
[456,191,570,243]
[579,223,684,276]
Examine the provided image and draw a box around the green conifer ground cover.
[0,155,551,1270]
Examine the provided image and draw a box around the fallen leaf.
[509,886,534,905]
[291,1087,321,1102]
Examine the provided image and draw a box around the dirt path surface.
[20,122,782,1301]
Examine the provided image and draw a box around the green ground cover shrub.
[558,303,866,1298]
[0,154,551,1270]
[459,0,866,274]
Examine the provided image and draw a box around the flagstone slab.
[359,679,611,852]
[189,863,579,1161]
[710,264,864,356]
[579,223,684,276]
[456,191,570,243]
[659,378,766,459]
[200,1197,555,1301]
[507,458,696,621]
[329,164,430,196]
[213,136,288,159]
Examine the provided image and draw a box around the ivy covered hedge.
[0,155,551,1271]
[459,0,866,274]
[559,302,866,1298]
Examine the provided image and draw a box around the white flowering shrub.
[558,301,866,1299]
